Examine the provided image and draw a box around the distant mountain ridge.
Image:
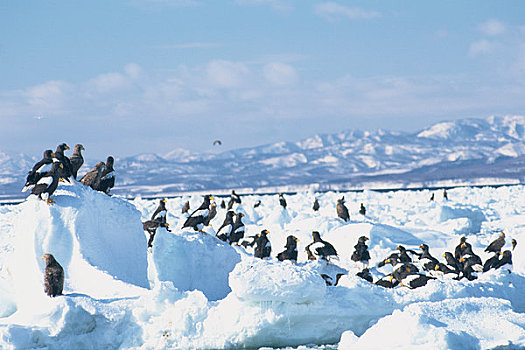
[1,115,524,200]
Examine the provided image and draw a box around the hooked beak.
[434,265,440,271]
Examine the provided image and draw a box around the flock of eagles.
[22,143,516,297]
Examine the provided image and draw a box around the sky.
[1,0,525,158]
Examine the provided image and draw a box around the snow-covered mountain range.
[1,115,524,200]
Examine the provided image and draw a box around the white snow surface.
[0,183,524,349]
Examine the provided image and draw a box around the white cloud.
[4,60,525,157]
[469,39,494,56]
[314,2,381,21]
[25,81,70,110]
[124,63,143,79]
[206,60,249,88]
[478,19,506,36]
[263,62,298,86]
[87,72,130,93]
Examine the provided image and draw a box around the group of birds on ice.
[18,144,518,297]
[22,143,114,203]
[21,143,115,296]
[142,189,517,290]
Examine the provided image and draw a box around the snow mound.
[229,259,327,303]
[340,297,525,349]
[9,182,148,306]
[435,204,486,234]
[151,228,241,301]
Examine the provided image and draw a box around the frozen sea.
[0,182,524,349]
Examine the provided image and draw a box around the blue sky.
[1,0,525,158]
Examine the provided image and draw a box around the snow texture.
[0,182,523,349]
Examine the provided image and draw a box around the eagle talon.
[46,198,54,205]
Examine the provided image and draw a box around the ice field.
[0,182,524,349]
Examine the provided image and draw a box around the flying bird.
[213,140,222,146]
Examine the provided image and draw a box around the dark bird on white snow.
[312,198,319,211]
[484,232,506,254]
[80,162,105,189]
[182,195,214,232]
[182,201,190,214]
[54,143,73,182]
[216,211,235,242]
[336,197,350,222]
[277,235,299,262]
[41,253,64,297]
[229,212,246,245]
[23,149,54,192]
[69,144,85,180]
[96,156,115,195]
[279,193,287,208]
[359,203,366,216]
[31,161,62,204]
[254,229,271,259]
[351,236,370,266]
[203,201,217,226]
[305,231,338,261]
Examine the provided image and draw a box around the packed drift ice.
[0,178,524,348]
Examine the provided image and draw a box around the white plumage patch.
[472,264,484,272]
[22,185,35,192]
[101,171,115,181]
[420,258,433,265]
[218,224,232,235]
[36,162,52,173]
[403,274,421,284]
[37,176,53,186]
[309,242,325,254]
[193,208,209,218]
